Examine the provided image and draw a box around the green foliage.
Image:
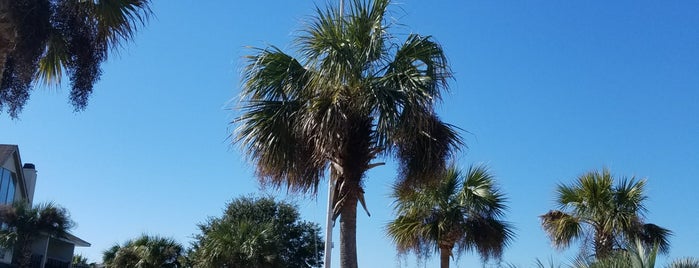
[0,0,151,117]
[386,164,513,268]
[0,201,74,268]
[102,234,184,268]
[189,196,323,268]
[540,168,671,259]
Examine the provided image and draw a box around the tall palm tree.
[234,0,461,267]
[0,0,151,118]
[540,168,671,259]
[386,165,513,268]
[0,201,74,268]
[102,234,183,268]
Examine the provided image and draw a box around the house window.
[0,168,16,204]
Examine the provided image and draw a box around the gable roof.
[0,144,20,167]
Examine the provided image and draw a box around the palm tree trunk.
[594,231,614,259]
[15,236,34,268]
[0,0,18,84]
[339,195,358,268]
[439,245,451,268]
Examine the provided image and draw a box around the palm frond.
[94,0,152,51]
[633,223,672,255]
[460,164,508,217]
[460,215,514,261]
[540,210,582,249]
[394,114,462,187]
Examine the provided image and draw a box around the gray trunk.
[339,194,358,268]
[0,0,18,84]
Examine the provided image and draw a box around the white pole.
[324,2,343,268]
[323,171,335,268]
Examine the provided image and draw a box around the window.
[0,168,16,204]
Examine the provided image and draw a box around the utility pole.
[324,3,342,268]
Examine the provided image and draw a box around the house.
[0,145,90,268]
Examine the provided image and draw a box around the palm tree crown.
[0,202,74,268]
[386,165,514,268]
[235,0,461,267]
[102,234,183,268]
[540,168,671,259]
[0,0,151,117]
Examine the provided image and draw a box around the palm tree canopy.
[540,168,672,258]
[235,0,460,195]
[102,234,183,268]
[386,164,514,263]
[0,201,74,248]
[0,0,151,117]
[0,202,74,268]
[667,257,699,268]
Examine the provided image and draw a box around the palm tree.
[0,0,151,117]
[0,201,74,268]
[234,0,461,267]
[540,168,671,259]
[667,257,699,268]
[102,234,183,268]
[386,165,514,268]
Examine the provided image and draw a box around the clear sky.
[1,0,698,267]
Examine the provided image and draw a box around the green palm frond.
[632,223,672,255]
[461,165,508,217]
[540,210,582,249]
[93,0,152,50]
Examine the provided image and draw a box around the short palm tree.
[0,0,151,117]
[386,165,514,268]
[667,257,699,268]
[540,168,671,259]
[0,201,74,268]
[235,0,461,267]
[103,234,183,268]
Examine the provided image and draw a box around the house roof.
[0,144,19,167]
[61,232,91,247]
[53,232,92,247]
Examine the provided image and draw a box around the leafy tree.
[540,168,671,259]
[386,164,513,268]
[189,196,323,268]
[0,0,151,118]
[102,234,184,268]
[234,0,461,266]
[0,201,74,268]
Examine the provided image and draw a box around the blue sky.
[1,0,698,266]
